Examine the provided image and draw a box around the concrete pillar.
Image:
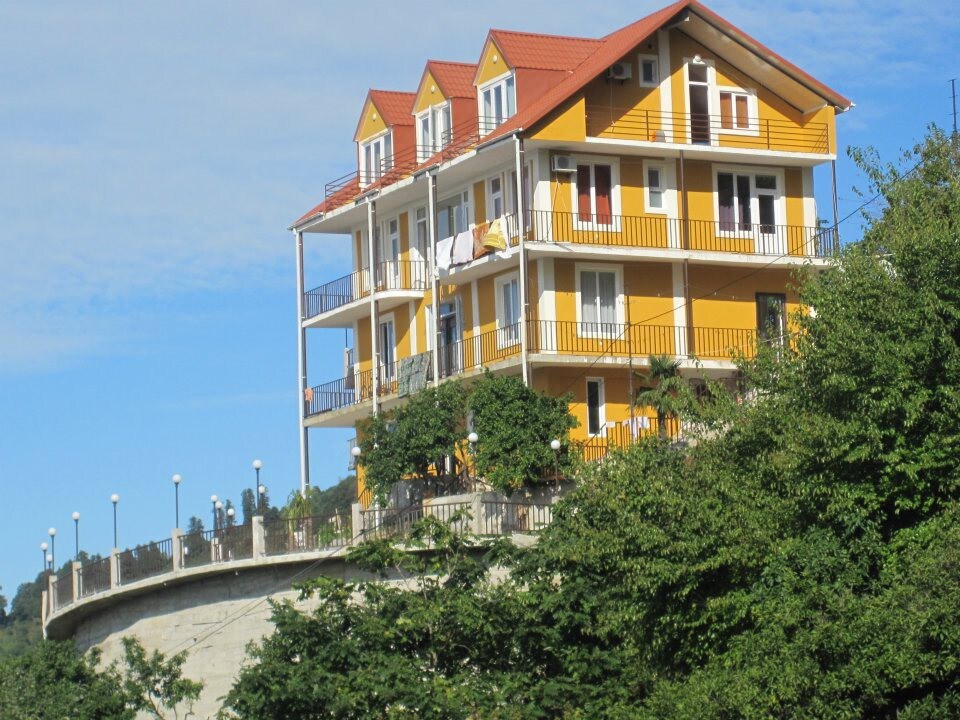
[172,528,184,571]
[351,502,363,539]
[471,493,483,536]
[40,589,47,629]
[109,548,120,589]
[46,573,55,612]
[211,537,221,563]
[71,561,81,602]
[252,516,265,558]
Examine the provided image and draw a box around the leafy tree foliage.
[468,372,578,492]
[223,130,960,718]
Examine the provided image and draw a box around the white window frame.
[683,57,717,146]
[378,311,396,379]
[715,86,759,136]
[643,161,669,215]
[494,272,521,348]
[638,53,659,88]
[437,188,472,241]
[359,130,393,186]
[712,165,785,239]
[412,207,428,265]
[586,377,607,437]
[569,155,621,231]
[416,102,452,162]
[575,263,624,338]
[477,70,516,134]
[487,173,505,220]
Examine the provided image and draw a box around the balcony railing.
[263,514,351,555]
[78,556,111,598]
[586,106,830,154]
[52,567,73,612]
[118,539,173,585]
[529,211,838,258]
[304,261,428,321]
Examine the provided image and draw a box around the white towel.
[436,236,454,270]
[451,230,474,265]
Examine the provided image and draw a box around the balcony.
[585,106,830,155]
[529,211,837,260]
[303,260,428,328]
[305,321,764,424]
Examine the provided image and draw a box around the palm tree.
[635,354,685,439]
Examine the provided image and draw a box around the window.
[687,59,712,144]
[414,207,428,263]
[479,74,516,134]
[756,293,786,346]
[575,162,614,225]
[717,170,780,235]
[578,266,620,336]
[586,378,605,436]
[495,273,520,346]
[646,165,665,212]
[379,316,396,379]
[717,88,757,134]
[437,190,470,240]
[360,132,392,185]
[378,218,400,289]
[638,54,659,87]
[489,176,503,219]
[416,104,452,162]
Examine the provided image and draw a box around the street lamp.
[172,474,182,530]
[210,495,219,532]
[72,511,80,561]
[46,553,53,572]
[466,433,479,486]
[40,542,48,574]
[549,439,561,483]
[257,484,267,515]
[47,528,56,570]
[110,494,120,549]
[226,507,235,527]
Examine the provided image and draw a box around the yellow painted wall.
[473,181,486,224]
[356,317,372,372]
[398,211,410,261]
[688,266,802,331]
[355,97,389,143]
[414,70,448,114]
[392,303,412,359]
[476,38,509,86]
[532,96,587,142]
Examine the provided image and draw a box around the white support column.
[514,136,530,386]
[294,230,310,494]
[427,172,441,386]
[367,201,380,414]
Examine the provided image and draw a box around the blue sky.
[1,0,957,599]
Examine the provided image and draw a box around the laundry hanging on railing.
[451,230,474,265]
[482,216,508,251]
[472,221,491,259]
[436,235,454,270]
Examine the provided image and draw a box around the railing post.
[171,529,184,571]
[471,493,483,536]
[46,572,56,612]
[351,502,363,541]
[210,537,221,564]
[109,548,120,589]
[252,516,265,558]
[71,561,81,602]
[41,589,48,629]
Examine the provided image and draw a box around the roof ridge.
[428,59,478,68]
[489,27,601,43]
[369,89,416,97]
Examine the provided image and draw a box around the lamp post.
[46,553,53,572]
[47,528,56,570]
[252,460,262,516]
[40,542,48,574]
[210,495,219,532]
[72,512,80,561]
[257,484,267,515]
[110,494,120,549]
[550,439,561,484]
[226,507,235,527]
[172,474,182,530]
[466,433,478,487]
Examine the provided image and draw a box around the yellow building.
[289,0,851,492]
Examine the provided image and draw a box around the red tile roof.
[367,90,415,126]
[488,29,602,72]
[427,61,478,99]
[293,0,852,228]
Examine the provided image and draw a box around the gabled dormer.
[354,90,415,187]
[474,29,601,135]
[413,61,477,162]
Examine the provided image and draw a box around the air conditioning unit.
[607,62,632,81]
[551,154,577,173]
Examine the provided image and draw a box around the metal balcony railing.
[263,514,351,555]
[585,106,830,154]
[52,567,73,611]
[118,539,173,585]
[78,556,111,598]
[529,211,838,258]
[304,261,427,321]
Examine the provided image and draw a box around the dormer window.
[478,73,516,135]
[359,132,393,186]
[416,103,452,162]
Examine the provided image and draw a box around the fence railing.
[263,514,351,555]
[480,501,553,535]
[118,539,173,585]
[217,524,254,562]
[52,567,73,611]
[304,268,370,319]
[78,556,112,597]
[359,501,473,539]
[585,106,830,154]
[180,529,216,569]
[529,211,837,258]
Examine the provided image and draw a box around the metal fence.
[263,514,351,556]
[118,539,173,585]
[78,556,112,598]
[360,501,472,539]
[52,567,73,611]
[216,524,253,562]
[180,529,215,569]
[480,501,554,535]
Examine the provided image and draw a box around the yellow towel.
[482,217,508,251]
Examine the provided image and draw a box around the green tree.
[634,353,687,438]
[120,637,203,720]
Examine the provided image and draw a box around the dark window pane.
[577,165,592,220]
[594,164,612,223]
[737,175,752,229]
[718,173,735,230]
